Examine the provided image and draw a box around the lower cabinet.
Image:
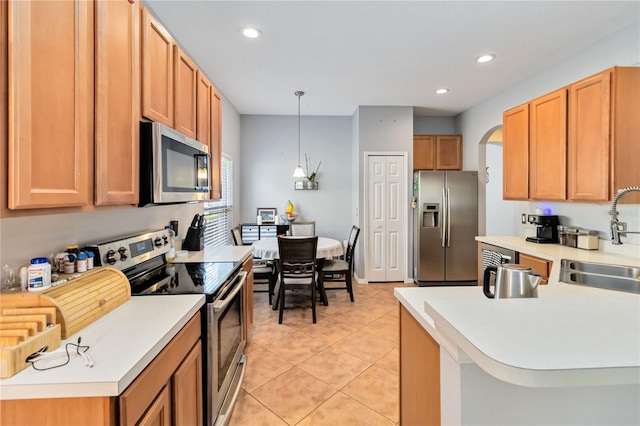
[119,312,202,426]
[242,257,254,339]
[399,305,440,426]
[0,311,203,426]
[518,253,552,285]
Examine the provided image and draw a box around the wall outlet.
[521,213,527,224]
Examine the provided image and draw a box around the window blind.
[203,154,233,247]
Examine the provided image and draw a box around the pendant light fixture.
[292,91,306,178]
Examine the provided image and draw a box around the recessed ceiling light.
[242,27,262,38]
[435,88,449,94]
[476,54,496,63]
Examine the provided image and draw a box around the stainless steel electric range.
[86,229,247,426]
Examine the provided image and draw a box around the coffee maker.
[525,214,559,244]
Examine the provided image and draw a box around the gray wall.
[456,22,640,247]
[355,106,414,279]
[239,115,353,241]
[414,116,456,134]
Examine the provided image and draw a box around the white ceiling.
[144,1,639,117]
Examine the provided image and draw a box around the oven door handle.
[213,271,247,313]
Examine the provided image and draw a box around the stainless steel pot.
[483,264,541,299]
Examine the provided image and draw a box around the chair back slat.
[277,236,318,278]
[345,226,360,266]
[290,221,316,236]
[230,227,243,246]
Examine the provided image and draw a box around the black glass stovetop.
[127,257,241,300]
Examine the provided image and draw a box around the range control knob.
[162,235,168,245]
[154,237,162,248]
[105,249,117,265]
[118,246,128,261]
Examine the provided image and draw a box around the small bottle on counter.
[86,251,94,269]
[76,252,88,273]
[28,258,51,291]
[165,226,176,263]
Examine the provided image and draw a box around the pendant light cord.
[295,91,304,166]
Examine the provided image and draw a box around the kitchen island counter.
[396,275,640,424]
[0,294,205,400]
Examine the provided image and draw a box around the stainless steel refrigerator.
[413,171,478,284]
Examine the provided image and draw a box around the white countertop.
[173,245,253,263]
[0,294,205,400]
[395,236,640,388]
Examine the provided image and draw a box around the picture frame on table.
[257,208,277,224]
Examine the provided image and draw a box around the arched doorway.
[477,125,516,236]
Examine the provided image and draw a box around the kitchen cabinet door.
[435,135,462,170]
[568,67,640,203]
[137,385,172,426]
[529,89,567,200]
[567,71,610,202]
[518,253,551,285]
[141,6,174,126]
[400,305,440,425]
[502,104,529,200]
[242,257,254,339]
[196,71,212,146]
[174,47,197,138]
[210,86,223,201]
[413,135,435,170]
[95,0,140,206]
[173,340,203,426]
[8,0,93,209]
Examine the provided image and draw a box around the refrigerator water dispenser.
[423,204,439,227]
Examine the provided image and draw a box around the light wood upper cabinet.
[436,135,462,170]
[529,89,567,200]
[141,6,174,126]
[502,104,529,200]
[196,71,212,146]
[95,0,140,206]
[7,0,93,209]
[568,67,640,203]
[174,47,197,138]
[210,86,222,201]
[413,135,435,170]
[413,135,462,170]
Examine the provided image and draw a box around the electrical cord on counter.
[27,337,93,371]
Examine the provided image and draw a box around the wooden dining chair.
[230,227,276,304]
[290,221,315,236]
[320,226,360,302]
[276,236,319,323]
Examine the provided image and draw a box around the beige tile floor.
[230,280,411,426]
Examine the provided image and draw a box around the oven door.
[208,270,247,426]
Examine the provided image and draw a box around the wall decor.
[257,208,277,224]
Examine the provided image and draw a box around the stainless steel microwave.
[139,121,210,206]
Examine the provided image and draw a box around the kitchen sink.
[560,259,640,294]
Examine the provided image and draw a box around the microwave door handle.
[213,271,247,313]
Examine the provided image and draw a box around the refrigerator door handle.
[447,187,451,247]
[441,188,446,247]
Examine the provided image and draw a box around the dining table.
[251,236,344,310]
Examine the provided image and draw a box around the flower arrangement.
[305,154,321,182]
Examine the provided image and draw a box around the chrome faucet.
[609,186,640,245]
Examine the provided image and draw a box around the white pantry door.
[366,155,406,282]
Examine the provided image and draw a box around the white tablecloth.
[252,237,344,260]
